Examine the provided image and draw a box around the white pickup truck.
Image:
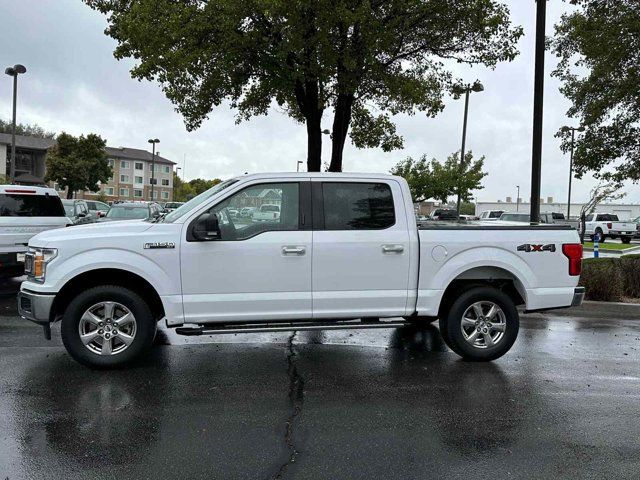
[18,173,585,368]
[583,213,636,243]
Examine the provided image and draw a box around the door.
[180,180,312,323]
[311,179,411,318]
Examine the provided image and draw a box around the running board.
[174,318,409,336]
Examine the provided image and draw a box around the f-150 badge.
[517,243,556,253]
[144,242,175,249]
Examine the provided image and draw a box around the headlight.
[25,247,57,282]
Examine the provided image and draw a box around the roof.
[0,133,55,150]
[0,133,175,165]
[105,146,176,165]
[0,184,59,195]
[233,172,399,181]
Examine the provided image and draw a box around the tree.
[188,178,222,196]
[173,172,195,201]
[85,0,522,172]
[390,151,487,203]
[0,119,56,139]
[578,181,625,244]
[551,1,640,182]
[45,132,112,199]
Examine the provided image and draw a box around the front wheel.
[621,237,632,244]
[61,285,156,368]
[439,287,519,361]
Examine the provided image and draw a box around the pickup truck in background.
[18,173,584,368]
[252,203,280,222]
[0,185,69,278]
[583,213,636,243]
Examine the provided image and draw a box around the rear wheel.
[439,287,519,361]
[61,285,156,368]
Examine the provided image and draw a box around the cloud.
[0,0,638,203]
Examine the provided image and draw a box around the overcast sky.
[1,0,638,204]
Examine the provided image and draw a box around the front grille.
[23,253,34,275]
[20,295,32,314]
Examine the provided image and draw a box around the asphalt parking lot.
[1,278,639,479]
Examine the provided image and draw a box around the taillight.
[607,222,612,229]
[562,244,583,276]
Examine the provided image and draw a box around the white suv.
[0,185,69,278]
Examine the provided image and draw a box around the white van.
[0,185,69,278]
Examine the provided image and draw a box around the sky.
[0,0,638,204]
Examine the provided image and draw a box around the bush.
[579,256,640,301]
[579,258,624,301]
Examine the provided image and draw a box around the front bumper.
[18,289,55,325]
[572,287,585,307]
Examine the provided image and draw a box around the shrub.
[579,258,624,301]
[619,256,640,298]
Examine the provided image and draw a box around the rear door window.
[321,182,395,230]
[0,193,65,217]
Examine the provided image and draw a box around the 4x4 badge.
[517,243,556,253]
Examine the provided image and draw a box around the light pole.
[530,0,547,224]
[175,166,182,178]
[561,126,585,219]
[4,64,27,183]
[148,138,159,201]
[296,160,303,172]
[516,185,520,212]
[452,80,484,215]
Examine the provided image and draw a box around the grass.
[583,241,637,251]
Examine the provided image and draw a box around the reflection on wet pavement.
[1,285,639,479]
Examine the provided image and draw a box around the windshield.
[106,206,149,219]
[500,213,529,222]
[163,179,238,223]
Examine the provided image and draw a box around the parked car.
[582,213,636,243]
[227,208,239,219]
[0,185,69,278]
[163,202,184,213]
[240,207,256,218]
[252,204,280,222]
[631,216,640,238]
[84,200,110,218]
[430,208,459,221]
[478,210,504,221]
[62,200,94,226]
[18,173,584,368]
[99,202,162,222]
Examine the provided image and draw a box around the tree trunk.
[579,212,586,244]
[328,93,355,172]
[306,111,322,172]
[67,188,74,199]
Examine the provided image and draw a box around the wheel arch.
[50,268,165,323]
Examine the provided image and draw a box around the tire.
[61,285,156,368]
[621,237,631,244]
[438,286,519,362]
[595,228,606,243]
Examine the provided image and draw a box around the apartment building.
[0,133,176,202]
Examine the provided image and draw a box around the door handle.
[382,244,404,254]
[282,246,306,256]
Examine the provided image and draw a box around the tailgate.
[612,222,635,232]
[0,218,67,253]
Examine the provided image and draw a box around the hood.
[29,220,154,247]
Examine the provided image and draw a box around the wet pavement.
[1,278,639,479]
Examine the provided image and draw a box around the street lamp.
[516,185,520,212]
[175,166,182,178]
[147,138,160,201]
[296,160,303,172]
[5,64,27,183]
[452,80,484,215]
[561,126,585,219]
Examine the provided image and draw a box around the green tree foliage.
[459,202,476,216]
[45,132,112,199]
[189,178,222,196]
[390,151,487,203]
[551,0,640,182]
[0,119,56,139]
[84,0,522,172]
[173,173,223,201]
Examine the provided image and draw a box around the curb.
[523,300,640,320]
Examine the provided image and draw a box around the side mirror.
[192,213,220,241]
[152,210,161,218]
